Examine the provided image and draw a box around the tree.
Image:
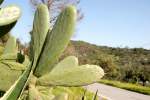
[95,54,119,79]
[30,0,83,24]
[138,65,150,86]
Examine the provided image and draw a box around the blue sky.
[2,0,150,49]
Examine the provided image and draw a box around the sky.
[2,0,150,49]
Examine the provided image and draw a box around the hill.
[62,40,150,85]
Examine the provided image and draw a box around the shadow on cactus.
[0,1,104,100]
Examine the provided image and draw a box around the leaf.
[37,56,104,87]
[3,36,17,54]
[34,6,77,77]
[92,90,98,100]
[82,89,87,100]
[29,4,49,69]
[0,5,21,37]
[18,90,28,100]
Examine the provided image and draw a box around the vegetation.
[0,1,104,100]
[62,40,150,86]
[99,79,150,95]
[1,0,149,99]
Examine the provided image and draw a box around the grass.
[52,86,98,100]
[99,79,150,95]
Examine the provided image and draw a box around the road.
[84,83,150,100]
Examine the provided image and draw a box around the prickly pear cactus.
[0,36,26,91]
[0,5,21,37]
[0,3,104,100]
[29,4,50,70]
[34,5,76,77]
[37,56,104,86]
[0,1,24,92]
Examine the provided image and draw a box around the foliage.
[0,1,104,100]
[62,40,150,85]
[61,41,119,79]
[99,79,150,95]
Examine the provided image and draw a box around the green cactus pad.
[1,61,33,100]
[3,36,17,54]
[37,56,104,87]
[0,5,21,26]
[0,45,4,55]
[1,61,26,70]
[0,53,17,61]
[34,6,77,77]
[29,4,50,69]
[0,5,21,37]
[0,62,25,91]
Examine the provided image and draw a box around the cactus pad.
[34,6,77,77]
[37,56,104,86]
[0,5,21,26]
[0,5,21,37]
[29,4,49,69]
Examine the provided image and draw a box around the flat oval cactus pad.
[0,5,21,26]
[0,5,21,37]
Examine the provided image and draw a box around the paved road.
[84,83,150,100]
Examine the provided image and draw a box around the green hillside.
[62,40,150,86]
